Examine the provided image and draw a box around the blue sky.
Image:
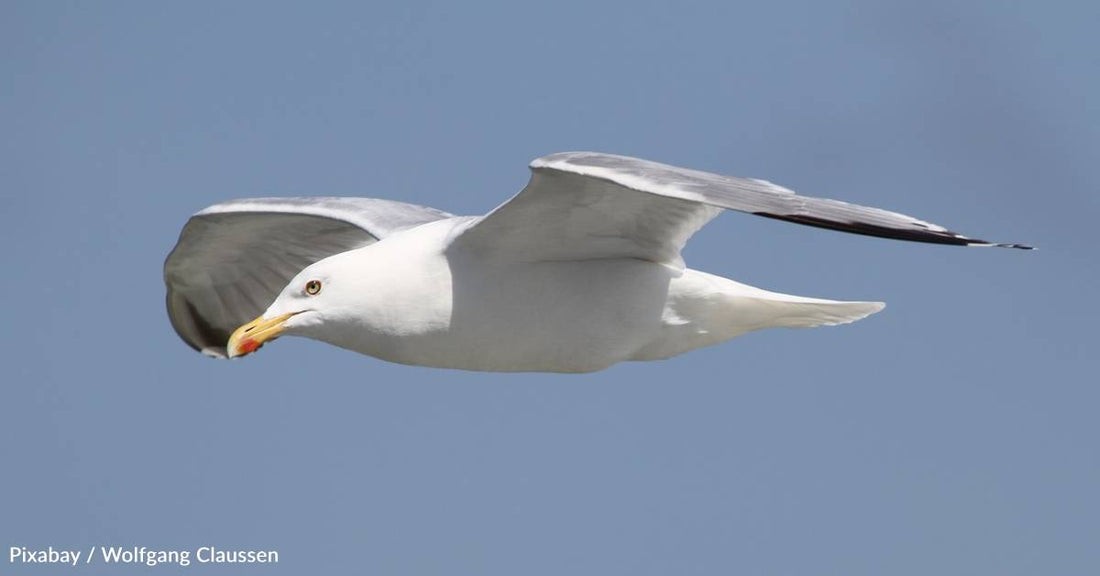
[2,1,1097,574]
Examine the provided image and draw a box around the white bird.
[164,152,1030,372]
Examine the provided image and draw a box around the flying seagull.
[164,152,1030,372]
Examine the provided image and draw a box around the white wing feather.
[451,152,1030,268]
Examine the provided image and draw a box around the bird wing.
[165,197,452,357]
[450,152,1031,268]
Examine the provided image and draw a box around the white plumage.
[164,152,1029,372]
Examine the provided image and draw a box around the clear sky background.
[2,1,1097,574]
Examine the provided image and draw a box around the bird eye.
[305,280,322,295]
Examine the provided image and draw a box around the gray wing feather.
[451,152,1030,266]
[165,197,451,357]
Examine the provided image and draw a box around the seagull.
[164,152,1030,372]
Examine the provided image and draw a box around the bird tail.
[630,270,884,361]
[677,270,884,331]
[710,274,885,330]
[734,294,885,329]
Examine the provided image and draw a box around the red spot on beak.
[239,338,260,354]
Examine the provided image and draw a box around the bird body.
[164,152,1028,372]
[214,214,882,373]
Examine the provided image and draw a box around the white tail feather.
[736,296,885,329]
[631,270,885,361]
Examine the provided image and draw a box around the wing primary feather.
[753,212,1034,249]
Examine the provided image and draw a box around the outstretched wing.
[165,197,451,357]
[450,152,1031,267]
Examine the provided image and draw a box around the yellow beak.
[227,312,297,358]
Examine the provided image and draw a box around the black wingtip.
[753,212,1035,251]
[987,242,1035,250]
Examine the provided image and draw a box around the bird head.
[226,256,347,358]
